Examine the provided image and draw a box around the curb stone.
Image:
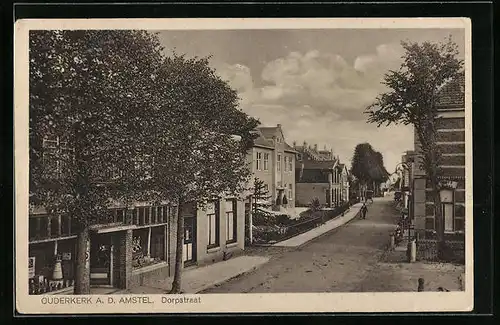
[194,258,270,293]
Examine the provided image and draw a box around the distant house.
[293,143,349,207]
[412,73,466,241]
[246,124,297,211]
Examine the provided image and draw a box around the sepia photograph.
[15,18,473,313]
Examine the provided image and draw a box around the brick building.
[293,143,350,207]
[412,74,466,245]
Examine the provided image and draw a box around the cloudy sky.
[156,28,465,173]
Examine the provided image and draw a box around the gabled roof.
[253,125,297,153]
[301,159,337,170]
[435,73,465,108]
[284,142,298,153]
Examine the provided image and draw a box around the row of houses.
[397,74,466,260]
[29,122,351,293]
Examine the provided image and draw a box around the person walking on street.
[361,203,368,219]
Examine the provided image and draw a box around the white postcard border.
[14,17,474,314]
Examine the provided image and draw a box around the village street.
[202,196,463,293]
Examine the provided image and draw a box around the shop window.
[150,226,166,261]
[132,229,148,268]
[151,207,157,224]
[132,227,166,269]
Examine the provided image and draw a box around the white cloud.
[214,43,413,172]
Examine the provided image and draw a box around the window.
[264,184,269,192]
[441,189,455,232]
[288,156,293,172]
[225,199,237,243]
[288,183,293,199]
[284,156,288,172]
[207,201,220,248]
[256,152,262,171]
[263,153,269,171]
[443,203,454,232]
[277,154,282,171]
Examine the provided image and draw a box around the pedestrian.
[360,203,368,219]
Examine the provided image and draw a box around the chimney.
[314,144,318,151]
[324,145,327,151]
[303,141,307,148]
[277,124,282,128]
[293,141,297,148]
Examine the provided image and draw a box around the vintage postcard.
[15,17,473,314]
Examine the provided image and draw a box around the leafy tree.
[365,37,463,257]
[29,30,165,294]
[136,53,260,293]
[252,178,272,214]
[350,143,389,198]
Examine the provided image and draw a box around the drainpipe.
[248,195,253,244]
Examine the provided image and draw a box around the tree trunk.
[169,198,184,294]
[74,224,90,294]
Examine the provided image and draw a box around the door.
[443,203,454,232]
[90,234,112,286]
[183,217,196,266]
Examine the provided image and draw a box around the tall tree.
[350,143,389,198]
[136,54,260,293]
[29,30,165,293]
[365,37,463,257]
[252,178,272,214]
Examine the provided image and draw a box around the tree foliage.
[350,143,389,188]
[29,30,260,294]
[252,178,271,213]
[365,36,464,250]
[29,30,165,224]
[30,30,167,294]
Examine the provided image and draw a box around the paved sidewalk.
[272,202,364,248]
[114,255,270,294]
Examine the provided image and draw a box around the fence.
[252,202,353,245]
[416,239,465,264]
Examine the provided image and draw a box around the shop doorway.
[90,234,113,286]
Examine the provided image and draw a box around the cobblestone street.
[202,196,464,293]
